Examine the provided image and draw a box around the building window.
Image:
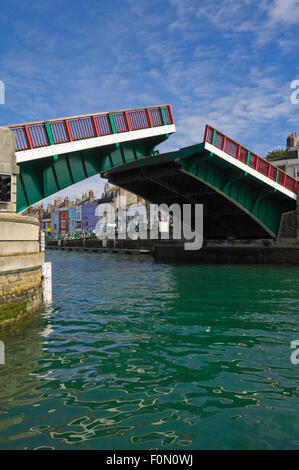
[61,220,66,229]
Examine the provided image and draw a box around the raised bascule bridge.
[1,105,299,325]
[8,105,175,212]
[7,105,297,240]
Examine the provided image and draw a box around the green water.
[0,250,298,450]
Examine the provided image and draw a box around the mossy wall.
[0,267,42,329]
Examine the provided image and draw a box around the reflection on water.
[0,251,298,449]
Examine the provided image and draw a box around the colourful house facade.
[81,201,99,231]
[59,208,69,234]
[51,207,60,236]
[68,206,76,233]
[75,205,82,230]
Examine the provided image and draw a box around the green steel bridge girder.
[16,135,166,212]
[103,145,296,239]
[179,149,294,238]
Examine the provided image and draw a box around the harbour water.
[0,250,298,449]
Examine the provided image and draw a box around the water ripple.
[0,252,298,449]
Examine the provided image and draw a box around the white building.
[270,132,299,180]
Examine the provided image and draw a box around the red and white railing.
[204,125,297,195]
[8,105,174,152]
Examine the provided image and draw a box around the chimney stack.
[64,196,72,207]
[54,197,62,206]
[287,132,298,150]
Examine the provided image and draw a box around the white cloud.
[268,0,299,25]
[2,0,299,206]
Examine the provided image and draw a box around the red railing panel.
[50,121,69,144]
[162,105,173,125]
[269,166,277,181]
[257,157,270,176]
[277,171,285,186]
[214,132,224,150]
[127,109,149,130]
[150,107,163,127]
[206,126,213,144]
[225,139,239,158]
[113,112,128,133]
[285,175,297,192]
[12,127,30,151]
[68,117,95,140]
[27,124,49,148]
[248,153,258,169]
[95,114,112,136]
[239,147,247,163]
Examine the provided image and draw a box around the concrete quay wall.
[153,240,299,264]
[46,237,299,265]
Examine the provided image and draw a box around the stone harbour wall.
[0,213,44,329]
[0,267,42,329]
[0,127,45,329]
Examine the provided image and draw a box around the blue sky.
[0,0,299,205]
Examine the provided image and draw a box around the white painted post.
[42,262,52,303]
[0,341,5,365]
[40,231,45,252]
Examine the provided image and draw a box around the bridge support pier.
[277,185,299,241]
[0,128,45,329]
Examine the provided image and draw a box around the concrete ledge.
[0,213,40,256]
[0,241,40,256]
[0,214,39,244]
[0,212,39,225]
[0,252,44,274]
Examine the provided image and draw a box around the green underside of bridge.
[17,135,167,212]
[103,143,296,239]
[179,148,291,237]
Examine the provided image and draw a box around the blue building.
[51,206,60,236]
[81,200,99,231]
[68,206,76,233]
